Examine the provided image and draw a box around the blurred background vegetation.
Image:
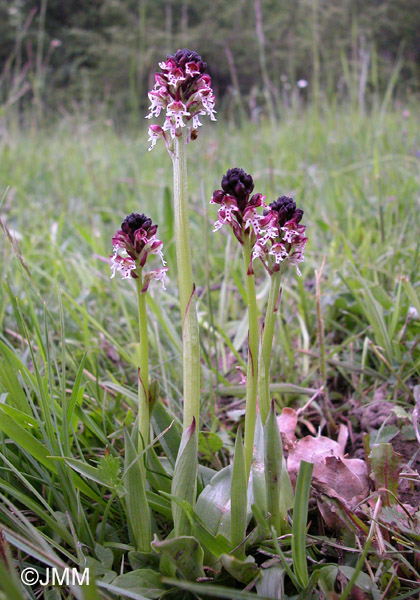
[0,0,419,126]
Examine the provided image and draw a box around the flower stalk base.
[136,273,150,451]
[172,133,200,429]
[243,234,259,475]
[259,268,282,424]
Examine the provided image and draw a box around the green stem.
[243,234,259,475]
[136,273,149,451]
[171,133,200,429]
[259,269,282,424]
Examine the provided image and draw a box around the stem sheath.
[172,133,200,429]
[136,273,149,451]
[259,269,282,424]
[242,234,259,475]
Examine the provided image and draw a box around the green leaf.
[97,454,121,487]
[0,404,38,428]
[317,565,338,594]
[339,566,376,593]
[369,443,402,506]
[62,457,112,487]
[151,401,182,467]
[81,575,101,600]
[401,276,420,317]
[264,402,293,535]
[291,460,313,589]
[251,502,270,537]
[152,535,205,581]
[95,543,114,570]
[171,419,198,537]
[370,285,393,310]
[198,431,223,461]
[195,465,232,539]
[0,540,27,600]
[146,446,172,494]
[0,407,99,501]
[231,427,247,557]
[111,569,165,599]
[256,566,284,599]
[0,349,31,414]
[145,491,172,518]
[148,379,160,415]
[162,491,231,560]
[251,414,267,517]
[371,425,399,445]
[123,427,151,551]
[220,554,260,585]
[344,266,393,361]
[97,580,158,600]
[162,577,273,600]
[128,550,161,571]
[378,506,420,541]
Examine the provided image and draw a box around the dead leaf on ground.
[287,435,368,507]
[277,407,297,448]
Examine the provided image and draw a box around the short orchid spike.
[210,168,265,245]
[253,196,308,276]
[110,212,168,291]
[146,48,216,151]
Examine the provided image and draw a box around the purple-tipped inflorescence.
[146,48,216,151]
[110,212,168,291]
[253,196,307,276]
[211,170,307,276]
[210,168,265,245]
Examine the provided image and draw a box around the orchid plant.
[110,212,168,550]
[211,171,307,455]
[108,48,312,590]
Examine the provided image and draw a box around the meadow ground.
[0,107,419,598]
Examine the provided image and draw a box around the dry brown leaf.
[277,407,298,447]
[287,435,368,507]
[337,423,349,454]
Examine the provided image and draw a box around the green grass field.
[0,107,419,599]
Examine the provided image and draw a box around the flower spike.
[253,196,308,275]
[110,212,168,288]
[146,49,216,151]
[211,168,265,245]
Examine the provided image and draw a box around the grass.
[0,105,419,599]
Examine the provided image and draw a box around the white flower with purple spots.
[146,49,216,149]
[250,196,307,275]
[110,213,168,289]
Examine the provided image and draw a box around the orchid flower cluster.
[146,48,216,151]
[211,168,307,275]
[110,212,168,291]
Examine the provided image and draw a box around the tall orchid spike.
[146,49,216,151]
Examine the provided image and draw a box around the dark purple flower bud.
[221,168,254,204]
[265,196,302,227]
[211,168,265,244]
[211,189,226,205]
[252,196,307,276]
[171,49,207,74]
[121,213,153,237]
